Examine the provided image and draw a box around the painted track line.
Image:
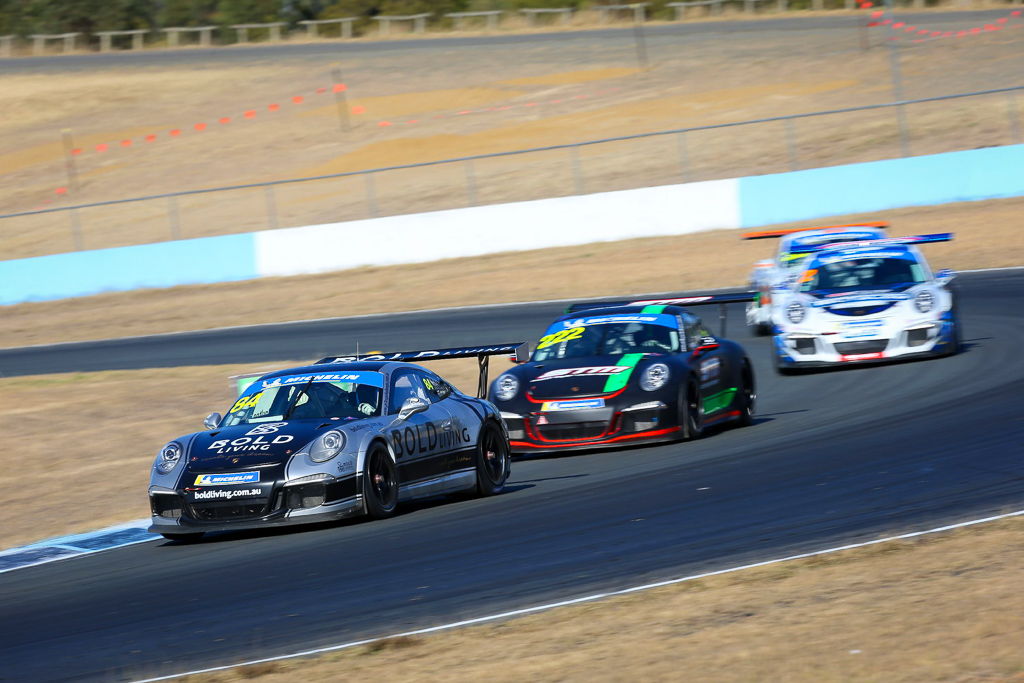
[133,508,1024,683]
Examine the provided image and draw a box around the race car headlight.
[309,430,346,463]
[494,374,519,401]
[155,441,182,474]
[640,363,670,392]
[914,291,934,313]
[786,302,806,324]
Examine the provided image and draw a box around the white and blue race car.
[743,223,890,335]
[769,233,960,373]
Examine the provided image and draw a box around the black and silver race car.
[148,344,523,541]
[489,296,756,453]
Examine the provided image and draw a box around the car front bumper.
[773,315,956,368]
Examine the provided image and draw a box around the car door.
[416,371,477,477]
[386,369,453,490]
[682,313,732,417]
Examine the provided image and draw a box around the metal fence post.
[1007,91,1022,144]
[264,185,279,230]
[676,132,690,181]
[569,146,585,195]
[167,196,182,240]
[784,119,800,170]
[463,159,479,206]
[69,209,83,251]
[363,172,379,217]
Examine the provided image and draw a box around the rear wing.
[789,232,953,254]
[741,222,889,240]
[316,343,529,398]
[565,292,755,338]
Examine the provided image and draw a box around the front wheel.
[680,377,704,441]
[363,442,399,519]
[474,421,511,496]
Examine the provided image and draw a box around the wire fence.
[2,84,1021,257]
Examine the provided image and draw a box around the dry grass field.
[184,516,1024,683]
[2,16,1023,259]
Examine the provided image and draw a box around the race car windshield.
[532,317,680,361]
[221,372,385,426]
[799,256,926,294]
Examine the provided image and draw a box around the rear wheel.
[736,360,756,427]
[680,376,704,440]
[363,442,399,519]
[160,532,203,543]
[474,421,510,496]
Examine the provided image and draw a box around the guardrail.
[2,85,1021,254]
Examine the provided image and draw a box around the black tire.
[736,359,756,427]
[160,532,203,542]
[680,376,704,441]
[474,421,511,497]
[944,293,962,357]
[363,442,399,519]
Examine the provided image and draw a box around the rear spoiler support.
[566,292,755,338]
[317,343,529,398]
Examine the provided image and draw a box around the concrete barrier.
[738,144,1024,227]
[3,144,1022,305]
[0,233,256,305]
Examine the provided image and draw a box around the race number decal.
[537,326,584,350]
[229,392,263,413]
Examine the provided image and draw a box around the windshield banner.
[555,313,677,330]
[260,371,384,390]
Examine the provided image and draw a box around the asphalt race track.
[0,269,1022,681]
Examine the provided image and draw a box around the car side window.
[389,370,429,414]
[680,313,702,351]
[414,371,452,403]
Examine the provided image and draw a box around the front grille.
[188,500,270,521]
[906,328,931,347]
[825,303,896,317]
[151,494,183,519]
[793,337,817,355]
[834,339,889,355]
[536,421,607,441]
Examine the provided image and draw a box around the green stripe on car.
[603,353,645,393]
[703,387,738,414]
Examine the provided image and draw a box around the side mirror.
[203,412,222,430]
[397,396,429,421]
[934,269,955,286]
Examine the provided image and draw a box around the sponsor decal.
[840,319,885,339]
[533,366,629,381]
[700,357,721,384]
[388,422,472,458]
[191,488,262,500]
[840,352,885,361]
[811,293,909,307]
[207,432,295,454]
[541,399,606,412]
[631,296,712,306]
[323,346,519,364]
[193,471,259,486]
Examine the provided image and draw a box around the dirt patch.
[182,517,1024,682]
[3,197,1022,349]
[498,67,642,86]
